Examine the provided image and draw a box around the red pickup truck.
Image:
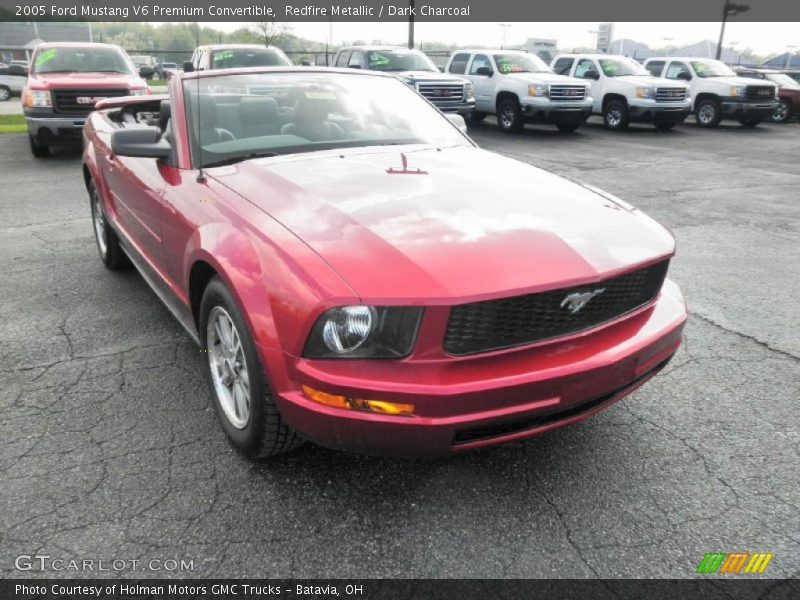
[23,42,152,157]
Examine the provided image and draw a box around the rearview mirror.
[475,66,493,77]
[111,127,171,159]
[139,66,154,79]
[583,70,600,80]
[445,113,468,134]
[182,61,194,73]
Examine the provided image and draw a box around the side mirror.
[438,65,445,72]
[111,127,171,159]
[677,71,692,81]
[139,66,154,79]
[182,61,194,73]
[475,66,493,77]
[583,70,600,80]
[445,113,468,134]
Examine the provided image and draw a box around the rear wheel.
[89,180,129,269]
[200,277,304,459]
[695,98,722,128]
[602,99,630,130]
[556,122,581,133]
[738,118,763,128]
[28,134,49,158]
[771,99,792,123]
[497,98,524,133]
[654,122,676,131]
[0,86,10,102]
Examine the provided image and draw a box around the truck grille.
[549,85,587,101]
[416,83,466,105]
[52,88,130,116]
[655,87,687,102]
[745,85,775,100]
[443,260,670,356]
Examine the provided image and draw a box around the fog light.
[302,385,414,416]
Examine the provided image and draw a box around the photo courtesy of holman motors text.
[0,0,797,597]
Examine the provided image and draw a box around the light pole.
[499,23,511,50]
[408,0,415,49]
[663,37,673,57]
[716,0,750,60]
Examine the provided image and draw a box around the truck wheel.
[654,122,675,131]
[695,98,722,127]
[497,98,524,133]
[199,276,305,459]
[771,99,792,123]
[603,99,630,130]
[556,122,581,133]
[89,179,129,270]
[738,118,762,128]
[28,134,50,158]
[467,111,486,124]
[0,86,10,101]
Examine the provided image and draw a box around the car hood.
[503,72,587,86]
[611,75,686,88]
[396,70,466,83]
[705,75,775,87]
[27,72,146,89]
[211,146,675,302]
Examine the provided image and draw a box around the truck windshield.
[599,58,650,77]
[365,50,438,72]
[690,60,736,78]
[211,48,291,69]
[183,72,469,169]
[493,54,551,74]
[32,47,134,75]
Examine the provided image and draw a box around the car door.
[348,50,366,70]
[552,56,575,76]
[573,58,603,113]
[466,53,495,112]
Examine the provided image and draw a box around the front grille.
[52,88,129,116]
[745,85,775,100]
[655,87,687,102]
[451,355,673,446]
[416,83,466,104]
[443,260,670,356]
[549,85,587,101]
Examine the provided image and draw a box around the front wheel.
[695,98,722,128]
[0,86,10,102]
[771,99,792,123]
[497,98,524,133]
[200,277,305,459]
[467,111,486,124]
[602,99,630,130]
[738,118,763,128]
[28,134,49,158]
[89,180,129,269]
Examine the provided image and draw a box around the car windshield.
[32,47,134,75]
[691,60,736,78]
[766,73,799,87]
[493,53,551,74]
[365,50,438,72]
[183,72,469,168]
[211,48,291,69]
[599,57,649,77]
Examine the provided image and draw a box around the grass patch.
[148,79,167,87]
[0,114,26,134]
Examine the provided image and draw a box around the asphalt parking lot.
[1,117,798,579]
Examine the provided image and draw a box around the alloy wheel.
[606,108,622,127]
[500,105,515,129]
[697,104,716,125]
[207,306,251,430]
[772,101,790,122]
[92,192,108,257]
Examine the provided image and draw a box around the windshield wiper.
[95,70,129,74]
[38,69,77,74]
[203,151,280,168]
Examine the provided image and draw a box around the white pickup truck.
[551,54,691,130]
[0,63,27,101]
[446,49,592,133]
[643,57,778,128]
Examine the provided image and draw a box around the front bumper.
[520,98,593,123]
[628,100,692,124]
[25,108,86,145]
[267,279,687,457]
[433,98,476,115]
[720,98,777,120]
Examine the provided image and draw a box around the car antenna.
[194,22,206,184]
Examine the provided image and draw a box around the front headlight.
[464,82,474,100]
[730,86,746,97]
[303,306,423,359]
[128,88,150,96]
[635,87,655,99]
[528,84,548,97]
[24,89,51,108]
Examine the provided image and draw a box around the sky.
[212,22,799,56]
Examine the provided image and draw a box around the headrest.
[294,95,332,123]
[240,96,279,124]
[191,94,218,129]
[159,100,171,131]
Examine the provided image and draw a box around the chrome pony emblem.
[560,288,606,314]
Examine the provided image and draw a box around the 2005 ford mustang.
[82,67,686,458]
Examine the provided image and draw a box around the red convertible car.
[82,68,686,458]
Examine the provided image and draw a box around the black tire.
[556,122,581,133]
[771,99,793,123]
[467,111,486,124]
[497,97,524,133]
[695,98,722,128]
[602,98,630,130]
[29,134,50,158]
[654,122,676,131]
[199,277,305,459]
[0,86,10,102]
[738,118,763,128]
[89,179,129,269]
